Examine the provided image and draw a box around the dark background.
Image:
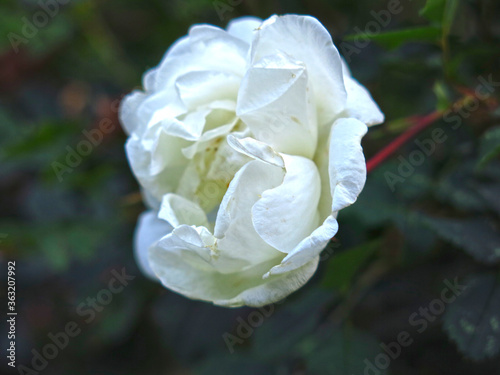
[1,0,500,374]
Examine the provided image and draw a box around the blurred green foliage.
[1,0,500,374]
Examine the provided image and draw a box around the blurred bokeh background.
[1,0,500,374]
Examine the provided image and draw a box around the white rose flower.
[120,14,384,307]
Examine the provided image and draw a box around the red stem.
[366,110,443,173]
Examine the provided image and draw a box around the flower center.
[175,114,250,215]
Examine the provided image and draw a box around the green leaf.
[444,274,500,360]
[442,0,459,40]
[396,213,437,258]
[419,0,447,24]
[40,230,70,271]
[433,81,452,111]
[476,182,500,217]
[252,289,335,361]
[477,126,500,169]
[419,0,459,48]
[423,216,500,264]
[299,326,386,375]
[2,121,74,158]
[322,241,380,293]
[28,15,74,57]
[384,117,414,134]
[344,26,442,50]
[0,7,27,53]
[435,163,487,212]
[0,219,111,271]
[92,289,141,345]
[196,355,272,375]
[343,163,404,228]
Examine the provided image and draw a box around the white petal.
[181,121,235,159]
[144,89,186,130]
[226,16,263,44]
[119,91,147,136]
[150,240,261,305]
[143,35,191,92]
[189,24,248,55]
[141,188,161,211]
[156,205,261,275]
[227,135,284,167]
[178,104,237,153]
[215,258,319,307]
[264,215,338,277]
[177,108,212,140]
[313,134,333,222]
[176,137,250,213]
[134,211,172,279]
[125,123,189,201]
[158,193,209,229]
[187,24,248,76]
[237,52,317,158]
[150,235,318,307]
[175,70,240,110]
[214,160,285,266]
[329,118,368,213]
[251,15,346,125]
[155,225,215,266]
[339,57,384,126]
[150,25,248,95]
[343,75,384,126]
[252,154,321,253]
